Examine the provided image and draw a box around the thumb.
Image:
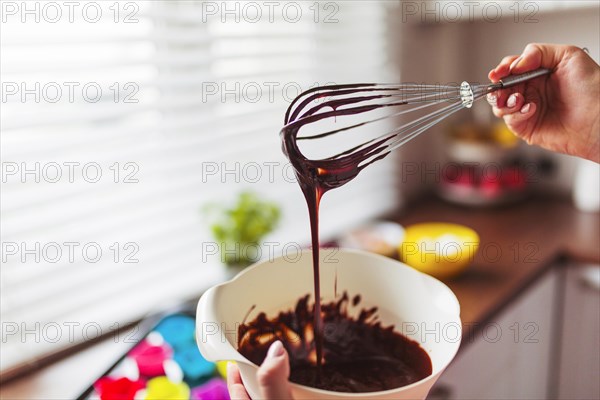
[256,341,294,399]
[509,43,570,73]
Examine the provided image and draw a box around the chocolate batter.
[238,292,432,393]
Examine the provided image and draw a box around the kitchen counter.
[2,195,598,399]
[395,195,600,340]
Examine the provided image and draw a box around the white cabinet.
[557,265,600,399]
[429,269,558,399]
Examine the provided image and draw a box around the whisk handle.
[499,68,551,88]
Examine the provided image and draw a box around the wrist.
[588,116,600,163]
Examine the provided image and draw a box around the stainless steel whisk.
[283,68,550,168]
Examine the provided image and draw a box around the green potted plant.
[204,191,281,270]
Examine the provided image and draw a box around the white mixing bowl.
[196,248,461,399]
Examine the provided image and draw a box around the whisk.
[281,68,550,173]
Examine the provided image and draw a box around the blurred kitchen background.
[1,1,598,399]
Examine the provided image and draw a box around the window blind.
[0,0,398,376]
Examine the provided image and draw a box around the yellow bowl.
[399,223,479,280]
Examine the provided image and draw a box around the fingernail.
[520,103,531,113]
[487,93,497,105]
[507,94,517,108]
[266,341,284,359]
[226,361,235,375]
[509,55,523,71]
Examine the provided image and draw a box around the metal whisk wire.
[283,68,550,169]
